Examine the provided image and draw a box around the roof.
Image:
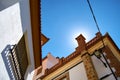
[41,34,49,46]
[40,32,120,79]
[29,0,41,68]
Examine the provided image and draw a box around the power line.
[87,0,100,32]
[86,0,105,47]
[86,0,118,80]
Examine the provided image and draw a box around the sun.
[68,27,91,47]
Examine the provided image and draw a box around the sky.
[41,0,120,58]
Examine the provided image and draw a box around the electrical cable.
[86,0,105,47]
[86,0,118,80]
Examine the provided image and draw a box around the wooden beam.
[29,0,41,68]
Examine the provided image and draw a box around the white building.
[35,32,120,80]
[0,0,48,80]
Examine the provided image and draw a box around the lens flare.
[68,26,91,47]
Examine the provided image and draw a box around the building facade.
[35,32,120,80]
[1,0,120,80]
[0,0,48,80]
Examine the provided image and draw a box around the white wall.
[35,53,59,79]
[0,2,23,80]
[19,0,35,79]
[91,53,116,80]
[46,53,59,69]
[0,0,35,79]
[69,63,88,80]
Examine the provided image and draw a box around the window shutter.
[15,35,28,78]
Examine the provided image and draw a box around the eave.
[29,0,41,69]
[41,34,49,46]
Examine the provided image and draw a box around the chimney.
[76,34,86,52]
[96,32,102,38]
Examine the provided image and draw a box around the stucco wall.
[69,62,88,80]
[0,2,23,80]
[35,53,59,79]
[46,53,59,69]
[0,0,35,79]
[91,53,116,80]
[19,0,35,80]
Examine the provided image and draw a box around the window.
[59,77,67,80]
[7,46,21,80]
[15,35,28,77]
[54,72,69,80]
[2,35,28,80]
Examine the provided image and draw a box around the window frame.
[54,72,70,80]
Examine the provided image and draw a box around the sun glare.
[68,27,91,47]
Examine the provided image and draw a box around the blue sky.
[41,0,120,58]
